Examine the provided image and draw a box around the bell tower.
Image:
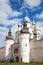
[33,22,41,40]
[19,15,30,62]
[5,29,14,61]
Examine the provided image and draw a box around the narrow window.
[21,58,22,62]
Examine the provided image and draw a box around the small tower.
[24,11,31,28]
[33,22,41,40]
[15,24,22,43]
[5,29,14,61]
[18,24,22,31]
[19,17,30,62]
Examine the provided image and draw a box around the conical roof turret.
[6,29,13,40]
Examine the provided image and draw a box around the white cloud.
[36,12,43,19]
[0,0,23,47]
[0,0,23,18]
[10,11,23,17]
[0,0,23,25]
[0,17,22,47]
[0,27,8,47]
[24,0,41,8]
[0,0,22,26]
[36,22,43,38]
[0,0,23,27]
[0,17,22,27]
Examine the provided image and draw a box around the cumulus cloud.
[0,18,22,27]
[24,0,41,8]
[36,12,43,19]
[0,0,23,29]
[10,11,23,17]
[36,22,43,38]
[0,0,23,47]
[0,27,8,47]
[0,0,23,28]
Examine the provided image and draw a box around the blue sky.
[0,0,43,47]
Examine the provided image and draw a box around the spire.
[24,10,30,23]
[34,21,37,30]
[8,29,11,36]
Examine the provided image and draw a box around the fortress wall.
[0,47,5,61]
[30,39,43,62]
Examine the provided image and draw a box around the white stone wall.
[0,47,5,61]
[30,39,43,62]
[27,22,31,28]
[11,44,20,62]
[5,40,14,60]
[19,33,30,62]
[29,28,33,39]
[15,31,20,43]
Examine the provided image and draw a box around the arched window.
[34,34,37,38]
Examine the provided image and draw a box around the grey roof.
[0,47,5,49]
[6,29,13,40]
[6,35,13,40]
[20,28,30,34]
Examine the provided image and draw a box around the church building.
[0,15,43,62]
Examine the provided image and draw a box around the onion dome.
[24,15,30,23]
[20,18,30,34]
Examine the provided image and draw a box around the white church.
[0,14,43,62]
